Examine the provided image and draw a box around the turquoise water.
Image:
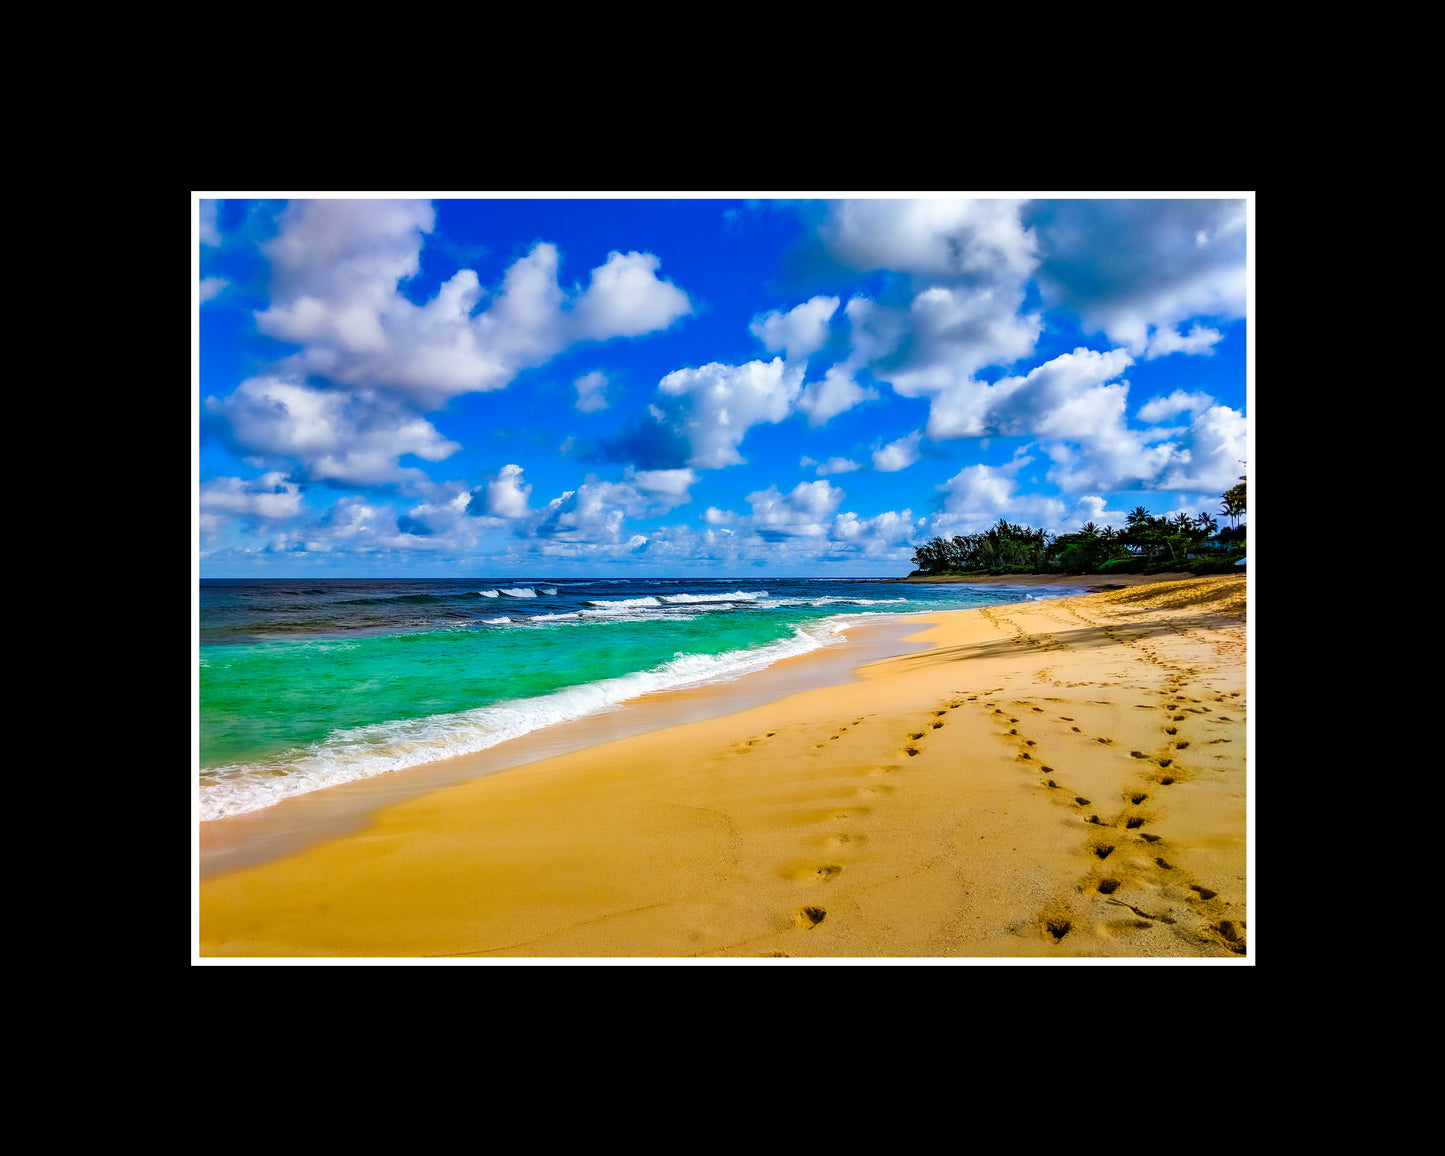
[198,577,1074,820]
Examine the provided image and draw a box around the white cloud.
[813,456,860,476]
[486,464,533,518]
[205,375,460,488]
[199,277,229,304]
[569,250,693,340]
[819,199,1039,284]
[253,201,692,408]
[1144,322,1223,359]
[744,480,845,538]
[932,460,1073,536]
[797,362,877,426]
[879,283,1045,401]
[656,357,804,468]
[1137,390,1215,423]
[872,430,921,472]
[1034,199,1247,357]
[199,472,305,520]
[621,467,698,512]
[1156,404,1248,494]
[831,508,918,546]
[919,346,1133,442]
[750,296,839,360]
[403,487,475,535]
[523,468,699,546]
[574,370,609,413]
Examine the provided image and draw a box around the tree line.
[910,480,1246,578]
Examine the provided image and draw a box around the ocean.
[197,576,1072,821]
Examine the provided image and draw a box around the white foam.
[658,590,767,604]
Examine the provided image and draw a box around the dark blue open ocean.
[198,576,1073,821]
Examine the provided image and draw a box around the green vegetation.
[909,482,1246,578]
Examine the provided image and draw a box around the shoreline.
[895,570,1200,587]
[197,612,932,880]
[197,574,1248,960]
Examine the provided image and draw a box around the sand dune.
[197,575,1248,960]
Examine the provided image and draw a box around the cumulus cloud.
[569,250,693,340]
[1155,404,1248,495]
[915,346,1132,442]
[655,357,804,469]
[859,284,1044,405]
[205,375,460,489]
[398,487,478,536]
[796,362,877,426]
[933,459,1072,536]
[1031,199,1247,357]
[1137,390,1216,423]
[872,430,922,472]
[486,464,533,518]
[199,276,229,304]
[253,200,692,408]
[199,472,305,521]
[750,296,839,360]
[743,480,845,540]
[830,508,919,547]
[526,468,698,545]
[1144,322,1223,360]
[819,199,1039,285]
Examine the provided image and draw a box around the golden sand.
[196,574,1248,960]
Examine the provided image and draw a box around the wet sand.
[196,574,1248,961]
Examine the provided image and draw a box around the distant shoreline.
[895,571,1197,590]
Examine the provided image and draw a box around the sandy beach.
[196,573,1248,961]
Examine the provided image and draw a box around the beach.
[196,573,1248,960]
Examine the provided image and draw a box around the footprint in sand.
[794,906,826,929]
[1214,920,1246,954]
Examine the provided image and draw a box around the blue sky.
[195,195,1250,578]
